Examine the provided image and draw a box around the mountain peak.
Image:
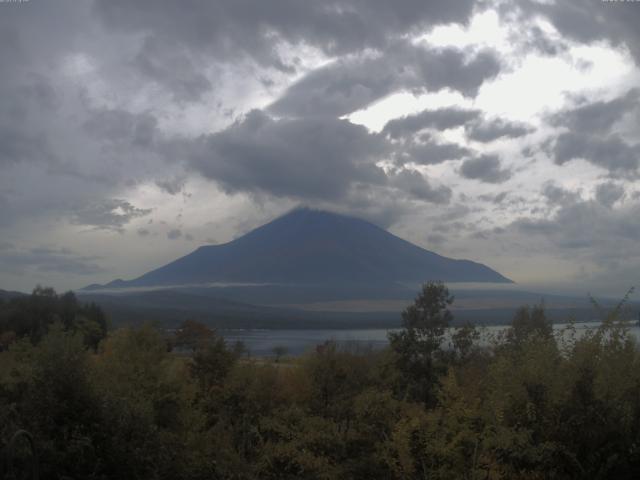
[87,210,512,290]
[265,207,379,230]
[280,207,364,221]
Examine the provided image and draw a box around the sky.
[1,0,640,296]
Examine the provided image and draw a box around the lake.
[221,321,640,357]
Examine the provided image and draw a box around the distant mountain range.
[0,289,26,301]
[85,208,511,291]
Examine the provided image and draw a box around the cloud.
[94,0,477,68]
[512,197,640,252]
[595,181,625,209]
[541,182,581,207]
[389,169,452,204]
[459,154,512,183]
[132,36,213,102]
[550,88,640,134]
[0,128,55,166]
[0,246,106,275]
[465,118,533,143]
[155,177,186,195]
[71,199,152,231]
[167,228,182,240]
[478,191,508,204]
[187,110,388,201]
[83,108,159,148]
[552,132,640,174]
[0,75,59,166]
[521,0,640,64]
[2,0,640,294]
[514,24,570,57]
[88,0,480,102]
[404,139,472,165]
[269,44,501,117]
[546,89,640,175]
[426,233,447,246]
[382,107,481,139]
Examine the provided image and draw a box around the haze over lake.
[222,322,640,356]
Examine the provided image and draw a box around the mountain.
[87,208,511,290]
[0,288,27,301]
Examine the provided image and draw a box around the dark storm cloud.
[89,0,480,101]
[465,118,533,143]
[315,181,444,229]
[270,44,501,117]
[133,36,213,103]
[84,108,159,148]
[382,107,481,139]
[155,177,186,196]
[0,70,59,167]
[94,0,477,68]
[383,107,532,146]
[541,182,581,207]
[400,140,472,166]
[595,182,625,209]
[0,0,491,245]
[521,0,640,64]
[3,0,640,294]
[547,89,640,175]
[0,246,105,275]
[513,216,560,238]
[513,198,640,251]
[0,128,55,166]
[459,154,512,183]
[71,199,152,231]
[17,74,59,112]
[390,169,452,204]
[187,110,388,201]
[478,191,509,204]
[553,132,640,174]
[550,88,640,134]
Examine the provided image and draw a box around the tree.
[173,319,215,352]
[451,322,480,362]
[191,335,238,391]
[0,286,108,348]
[388,281,454,406]
[507,303,553,347]
[272,345,288,363]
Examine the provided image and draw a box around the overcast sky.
[1,0,640,296]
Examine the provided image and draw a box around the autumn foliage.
[1,283,640,479]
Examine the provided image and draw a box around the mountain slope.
[90,208,512,289]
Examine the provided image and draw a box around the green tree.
[191,334,238,391]
[174,319,215,352]
[507,303,553,347]
[451,322,481,363]
[14,324,103,479]
[0,286,108,349]
[388,281,454,406]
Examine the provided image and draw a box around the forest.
[1,282,640,479]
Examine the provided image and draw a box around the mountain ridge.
[85,208,512,290]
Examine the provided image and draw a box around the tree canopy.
[2,284,640,479]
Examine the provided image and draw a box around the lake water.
[221,322,640,357]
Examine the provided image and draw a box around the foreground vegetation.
[1,284,640,479]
